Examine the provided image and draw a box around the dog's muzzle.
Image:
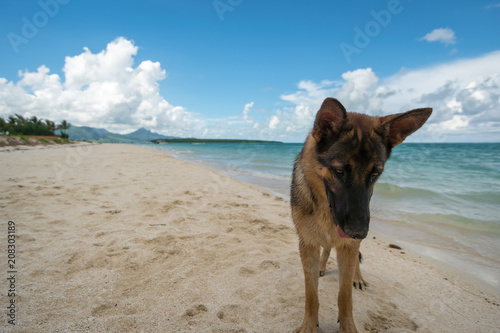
[323,180,357,239]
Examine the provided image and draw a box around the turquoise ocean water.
[143,142,500,291]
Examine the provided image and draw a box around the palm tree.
[8,115,17,126]
[58,120,71,139]
[7,114,27,134]
[0,117,6,134]
[15,114,27,127]
[45,120,56,134]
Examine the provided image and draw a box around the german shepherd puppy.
[291,98,432,333]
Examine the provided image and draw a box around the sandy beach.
[0,143,498,333]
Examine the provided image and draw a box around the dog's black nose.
[344,227,368,240]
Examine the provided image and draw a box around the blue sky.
[1,0,499,142]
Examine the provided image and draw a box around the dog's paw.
[339,318,359,333]
[339,323,359,333]
[295,326,318,333]
[352,278,368,290]
[295,320,319,333]
[353,268,368,290]
[319,270,325,277]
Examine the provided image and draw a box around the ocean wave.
[226,168,291,182]
[167,149,196,154]
[373,182,500,224]
[455,192,500,206]
[404,212,500,234]
[374,182,442,199]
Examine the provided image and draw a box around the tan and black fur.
[291,98,432,333]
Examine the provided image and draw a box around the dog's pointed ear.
[379,108,432,147]
[312,98,348,143]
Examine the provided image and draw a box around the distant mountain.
[122,127,173,141]
[64,126,175,143]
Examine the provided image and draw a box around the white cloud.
[281,79,337,108]
[420,27,457,45]
[63,38,139,90]
[336,68,379,112]
[242,101,254,124]
[0,37,203,136]
[483,3,500,9]
[264,50,500,142]
[269,115,280,130]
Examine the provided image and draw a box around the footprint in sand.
[184,304,208,317]
[49,219,67,226]
[259,260,281,270]
[216,304,250,330]
[18,234,36,242]
[91,303,120,317]
[161,200,184,213]
[238,267,256,276]
[364,302,418,333]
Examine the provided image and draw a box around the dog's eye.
[335,169,344,175]
[370,172,381,182]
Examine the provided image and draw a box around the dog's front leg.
[296,242,320,333]
[336,242,360,333]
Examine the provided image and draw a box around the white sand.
[0,144,498,332]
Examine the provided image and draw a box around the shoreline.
[369,213,500,293]
[1,143,498,332]
[365,230,500,299]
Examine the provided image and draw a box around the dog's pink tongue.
[337,225,352,239]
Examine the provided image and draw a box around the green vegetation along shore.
[1,114,70,138]
[0,135,72,148]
